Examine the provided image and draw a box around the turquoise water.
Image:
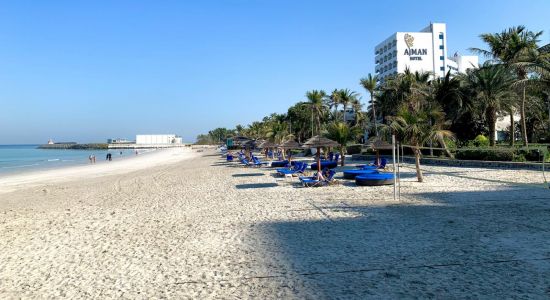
[0,145,136,175]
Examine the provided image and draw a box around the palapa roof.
[302,135,339,148]
[279,140,301,149]
[366,138,393,150]
[258,140,277,148]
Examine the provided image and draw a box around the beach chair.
[334,153,340,163]
[277,162,307,176]
[299,169,336,187]
[251,156,269,167]
[369,157,388,169]
[239,156,252,167]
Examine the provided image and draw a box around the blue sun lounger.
[277,162,308,176]
[299,169,336,187]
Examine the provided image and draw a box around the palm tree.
[305,90,327,136]
[328,89,341,121]
[465,63,515,146]
[360,74,379,137]
[472,26,544,147]
[326,121,358,166]
[384,105,454,182]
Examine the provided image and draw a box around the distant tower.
[48,139,54,144]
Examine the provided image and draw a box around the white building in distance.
[136,134,183,145]
[375,22,478,82]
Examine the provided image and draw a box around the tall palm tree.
[466,63,515,146]
[360,74,379,136]
[328,89,341,121]
[305,90,327,136]
[333,89,359,123]
[472,26,544,147]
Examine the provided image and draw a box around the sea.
[0,145,138,176]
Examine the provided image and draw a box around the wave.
[47,159,60,162]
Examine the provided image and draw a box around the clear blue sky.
[1,0,548,144]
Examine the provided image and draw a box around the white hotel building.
[375,23,478,82]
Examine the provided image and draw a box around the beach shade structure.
[279,140,301,149]
[279,140,302,162]
[302,135,340,174]
[366,138,393,166]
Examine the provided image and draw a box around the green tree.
[305,90,327,136]
[326,121,358,166]
[472,26,544,147]
[360,74,379,136]
[384,105,454,182]
[465,63,515,146]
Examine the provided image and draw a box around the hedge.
[455,149,515,161]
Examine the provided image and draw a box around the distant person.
[135,150,139,156]
[106,153,109,161]
[89,155,93,164]
[120,151,123,156]
[92,154,96,164]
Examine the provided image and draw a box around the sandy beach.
[0,149,549,298]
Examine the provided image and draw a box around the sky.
[0,0,549,144]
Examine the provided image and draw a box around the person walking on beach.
[89,155,93,164]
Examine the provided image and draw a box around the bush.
[346,144,362,155]
[516,147,549,162]
[467,135,490,147]
[455,148,514,161]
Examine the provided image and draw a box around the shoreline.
[0,147,198,194]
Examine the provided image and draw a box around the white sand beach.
[0,147,199,194]
[0,149,549,298]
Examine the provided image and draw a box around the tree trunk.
[340,146,345,166]
[520,86,529,147]
[371,91,378,136]
[509,112,515,146]
[487,107,497,147]
[414,147,423,182]
[439,137,454,159]
[343,104,347,123]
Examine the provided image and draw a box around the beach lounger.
[251,156,269,167]
[277,162,307,176]
[299,169,336,187]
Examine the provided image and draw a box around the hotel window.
[439,45,444,49]
[440,66,445,71]
[440,56,444,60]
[439,33,444,39]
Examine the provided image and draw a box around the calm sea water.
[0,145,137,175]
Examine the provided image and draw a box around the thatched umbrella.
[258,140,278,159]
[279,140,302,162]
[366,138,392,165]
[302,135,339,174]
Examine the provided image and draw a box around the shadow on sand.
[252,186,550,298]
[233,173,265,177]
[235,183,278,189]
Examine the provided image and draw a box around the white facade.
[447,53,479,74]
[136,134,183,145]
[375,23,478,82]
